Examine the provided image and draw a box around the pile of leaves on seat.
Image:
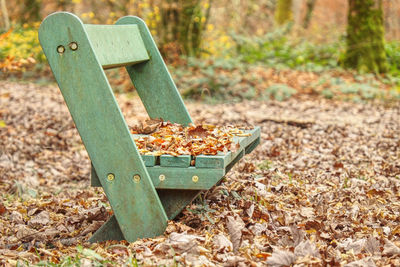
[131,119,252,156]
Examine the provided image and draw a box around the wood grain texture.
[84,24,149,69]
[39,12,167,242]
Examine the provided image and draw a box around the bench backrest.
[38,12,192,241]
[84,24,149,69]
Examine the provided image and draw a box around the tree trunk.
[344,0,388,73]
[21,0,41,22]
[0,0,10,30]
[303,0,316,29]
[158,0,211,58]
[275,0,293,25]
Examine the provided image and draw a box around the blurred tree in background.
[158,0,212,57]
[344,0,388,73]
[303,0,316,29]
[1,0,400,79]
[0,0,9,30]
[275,0,292,25]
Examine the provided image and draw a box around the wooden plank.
[90,163,101,187]
[89,215,124,242]
[116,16,193,125]
[157,189,200,219]
[160,155,191,167]
[234,127,261,148]
[84,24,149,69]
[115,17,201,241]
[147,166,224,190]
[195,152,230,169]
[245,137,260,155]
[91,163,221,190]
[91,189,200,242]
[195,127,260,169]
[39,12,168,242]
[142,154,157,167]
[226,150,245,173]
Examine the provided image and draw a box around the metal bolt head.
[57,45,65,54]
[69,42,78,51]
[192,175,199,183]
[159,174,166,181]
[107,173,115,181]
[133,174,141,183]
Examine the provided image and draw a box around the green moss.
[343,0,388,73]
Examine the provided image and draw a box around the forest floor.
[0,81,400,266]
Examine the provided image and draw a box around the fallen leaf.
[0,202,6,215]
[226,215,245,252]
[266,249,296,267]
[28,210,50,228]
[294,240,320,258]
[344,257,377,267]
[383,239,400,256]
[213,234,233,252]
[364,236,380,255]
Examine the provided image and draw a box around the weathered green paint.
[142,154,157,167]
[89,215,124,242]
[158,189,200,219]
[90,163,101,187]
[116,16,192,125]
[195,153,228,169]
[92,164,224,190]
[148,166,224,190]
[225,150,245,173]
[160,155,191,167]
[196,127,260,168]
[245,137,260,155]
[40,12,261,243]
[39,12,167,242]
[84,24,149,69]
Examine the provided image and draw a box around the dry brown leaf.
[365,236,380,255]
[213,234,233,252]
[28,210,50,228]
[226,215,245,252]
[383,239,400,256]
[344,257,376,267]
[0,202,6,215]
[266,249,296,267]
[294,240,320,258]
[167,232,204,254]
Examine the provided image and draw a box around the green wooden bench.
[39,12,260,243]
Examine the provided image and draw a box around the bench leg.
[89,215,124,242]
[88,191,200,242]
[157,189,200,219]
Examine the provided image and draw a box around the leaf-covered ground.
[0,81,399,266]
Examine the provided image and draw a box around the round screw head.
[159,174,166,181]
[69,42,78,51]
[57,45,65,54]
[133,174,141,183]
[107,173,115,181]
[192,175,199,183]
